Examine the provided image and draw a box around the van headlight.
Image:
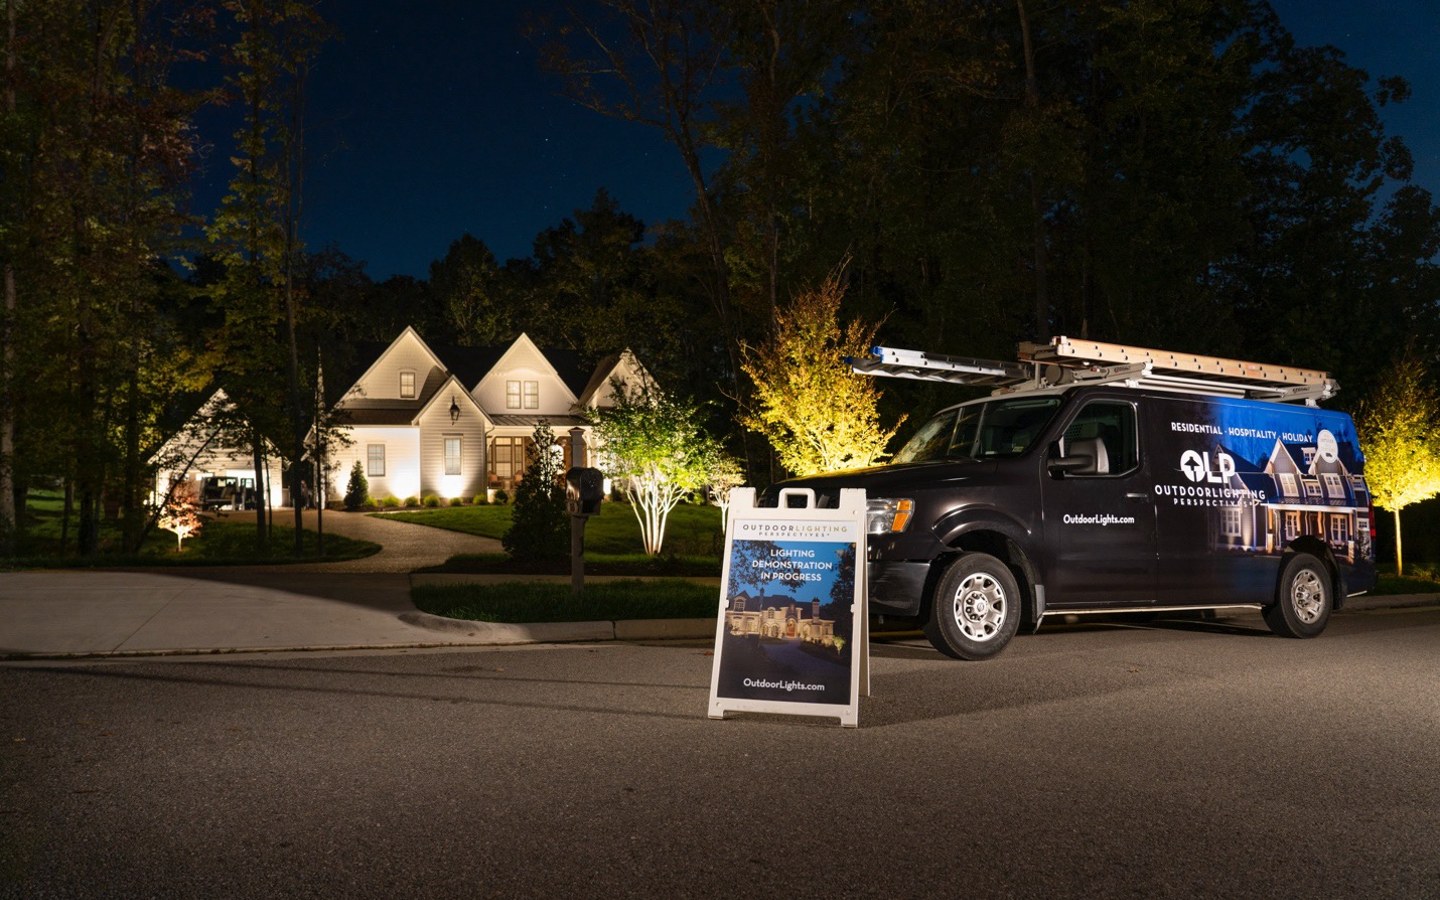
[867,498,914,534]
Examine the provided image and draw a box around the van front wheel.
[924,553,1022,660]
[1263,553,1332,639]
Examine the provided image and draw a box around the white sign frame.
[707,487,869,728]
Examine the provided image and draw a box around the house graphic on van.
[1211,429,1371,564]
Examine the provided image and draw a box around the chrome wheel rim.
[1291,568,1326,624]
[952,573,1006,642]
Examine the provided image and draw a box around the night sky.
[231,0,1440,282]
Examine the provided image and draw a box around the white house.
[148,389,286,509]
[323,328,652,503]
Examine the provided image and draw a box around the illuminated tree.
[157,482,205,551]
[1355,347,1440,575]
[590,381,724,556]
[702,450,745,533]
[344,461,369,511]
[741,266,903,476]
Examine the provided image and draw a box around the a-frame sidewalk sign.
[707,487,870,728]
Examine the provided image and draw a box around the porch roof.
[334,402,421,426]
[489,414,589,429]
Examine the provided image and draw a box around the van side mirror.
[1047,442,1091,477]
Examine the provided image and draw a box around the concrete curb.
[399,610,716,644]
[1341,593,1440,612]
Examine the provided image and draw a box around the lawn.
[9,490,378,567]
[379,500,725,575]
[1373,570,1440,595]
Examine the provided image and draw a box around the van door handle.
[1125,492,1149,502]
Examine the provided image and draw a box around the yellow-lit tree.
[1355,347,1440,575]
[742,267,903,476]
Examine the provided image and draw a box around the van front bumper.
[868,560,930,616]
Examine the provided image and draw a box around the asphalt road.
[3,606,1438,899]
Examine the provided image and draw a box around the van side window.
[1061,402,1138,476]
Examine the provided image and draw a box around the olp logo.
[1180,449,1236,484]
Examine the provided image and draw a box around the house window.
[1322,473,1344,499]
[1221,506,1242,538]
[367,444,385,477]
[444,436,462,476]
[1278,472,1298,498]
[490,436,525,481]
[399,370,416,399]
[1284,511,1300,540]
[505,380,540,410]
[1303,478,1322,500]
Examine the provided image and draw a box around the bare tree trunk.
[0,0,16,556]
[121,362,143,552]
[251,427,267,548]
[283,62,310,555]
[1394,507,1404,577]
[1016,0,1049,341]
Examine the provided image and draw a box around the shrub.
[449,496,465,507]
[472,494,488,505]
[344,461,370,511]
[381,496,400,509]
[494,489,509,505]
[423,494,440,508]
[403,496,420,508]
[502,422,568,562]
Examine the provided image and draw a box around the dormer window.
[399,370,416,399]
[506,380,539,410]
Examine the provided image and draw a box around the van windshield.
[892,396,1063,463]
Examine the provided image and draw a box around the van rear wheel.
[1263,552,1332,639]
[924,553,1022,660]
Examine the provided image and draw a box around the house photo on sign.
[708,488,867,727]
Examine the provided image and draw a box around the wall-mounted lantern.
[449,396,460,424]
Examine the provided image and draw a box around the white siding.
[472,334,577,415]
[347,329,445,403]
[416,393,488,500]
[586,351,651,409]
[327,426,422,503]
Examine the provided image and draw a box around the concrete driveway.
[0,510,714,659]
[240,508,502,572]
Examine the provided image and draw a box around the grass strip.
[6,520,379,569]
[1372,573,1440,595]
[412,579,719,623]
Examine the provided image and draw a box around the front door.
[1041,400,1157,608]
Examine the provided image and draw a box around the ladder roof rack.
[849,336,1338,405]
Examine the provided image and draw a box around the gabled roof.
[336,373,490,428]
[329,328,647,413]
[472,333,581,407]
[338,326,447,403]
[149,388,285,463]
[576,349,653,407]
[415,373,490,425]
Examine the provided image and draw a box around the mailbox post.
[565,467,605,596]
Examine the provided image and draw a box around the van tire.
[1263,553,1332,639]
[924,553,1022,660]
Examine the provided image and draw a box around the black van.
[768,339,1377,660]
